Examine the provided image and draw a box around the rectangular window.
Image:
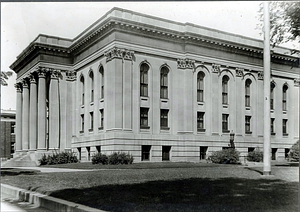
[222,81,228,104]
[222,114,229,132]
[160,70,168,99]
[283,119,288,135]
[82,93,85,105]
[99,109,104,129]
[142,145,151,161]
[200,146,208,160]
[96,146,101,153]
[140,108,149,129]
[245,116,251,133]
[162,146,171,161]
[270,85,274,110]
[285,148,290,159]
[272,148,277,160]
[270,118,275,134]
[248,147,255,152]
[11,122,15,134]
[80,114,84,133]
[91,89,94,102]
[197,112,205,131]
[89,112,93,131]
[160,109,169,129]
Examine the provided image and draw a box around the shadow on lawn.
[50,177,299,212]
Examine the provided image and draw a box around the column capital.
[211,64,221,74]
[294,78,300,87]
[177,58,195,69]
[258,71,264,80]
[66,70,77,81]
[30,74,37,84]
[50,69,61,79]
[14,83,22,92]
[235,68,244,77]
[37,67,47,78]
[22,78,29,88]
[105,47,135,62]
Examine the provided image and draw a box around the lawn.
[1,163,298,212]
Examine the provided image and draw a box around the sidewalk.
[2,166,95,173]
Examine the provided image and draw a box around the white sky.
[1,1,296,110]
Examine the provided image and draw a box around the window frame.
[245,79,251,107]
[282,85,288,111]
[80,76,85,105]
[245,116,251,133]
[197,72,205,102]
[140,107,149,129]
[270,83,275,110]
[160,109,169,129]
[222,76,229,105]
[89,111,93,131]
[222,114,229,133]
[197,112,205,132]
[140,64,149,97]
[160,67,169,99]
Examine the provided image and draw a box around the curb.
[1,183,106,212]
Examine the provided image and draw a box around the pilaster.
[49,69,60,150]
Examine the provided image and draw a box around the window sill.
[140,96,149,101]
[140,126,150,129]
[79,130,84,134]
[197,102,204,106]
[283,133,289,137]
[98,127,103,130]
[160,98,169,103]
[271,132,276,136]
[245,106,251,110]
[283,110,287,114]
[81,105,84,108]
[88,129,93,132]
[197,128,206,132]
[246,131,252,135]
[100,98,104,103]
[270,109,274,113]
[222,104,228,108]
[161,127,170,130]
[222,130,230,133]
[90,102,94,106]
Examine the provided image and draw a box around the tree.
[257,2,300,52]
[1,71,13,86]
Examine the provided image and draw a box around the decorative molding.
[235,68,244,77]
[258,71,264,80]
[211,64,221,74]
[104,47,134,62]
[294,78,300,87]
[177,58,195,69]
[66,70,77,81]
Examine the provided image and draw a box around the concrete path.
[2,167,95,173]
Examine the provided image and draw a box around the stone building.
[1,109,16,159]
[10,8,299,163]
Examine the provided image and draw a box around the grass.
[1,163,298,212]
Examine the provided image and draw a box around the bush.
[209,148,240,164]
[288,140,299,162]
[108,152,134,165]
[39,151,78,166]
[92,153,108,165]
[247,148,263,162]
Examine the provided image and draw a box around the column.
[22,79,30,151]
[29,74,37,151]
[37,68,47,150]
[49,69,60,149]
[15,83,22,152]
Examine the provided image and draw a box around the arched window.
[89,71,94,102]
[270,82,275,110]
[99,66,104,99]
[282,84,288,111]
[140,63,149,97]
[197,72,205,102]
[160,67,169,99]
[80,75,84,105]
[222,76,229,104]
[245,79,252,107]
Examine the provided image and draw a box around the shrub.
[108,152,134,165]
[247,148,263,162]
[38,151,78,166]
[92,153,108,165]
[209,148,240,164]
[288,140,299,162]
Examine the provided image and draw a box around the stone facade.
[1,110,16,159]
[10,8,300,163]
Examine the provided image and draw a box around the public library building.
[10,8,300,163]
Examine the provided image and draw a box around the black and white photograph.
[1,1,299,212]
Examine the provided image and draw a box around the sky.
[1,1,296,110]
